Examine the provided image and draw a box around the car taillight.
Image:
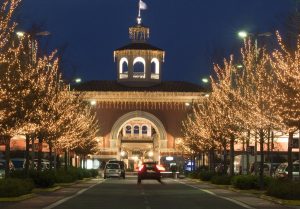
[138,165,145,172]
[156,165,165,171]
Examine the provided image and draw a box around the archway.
[110,111,167,169]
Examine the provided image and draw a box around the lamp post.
[16,30,51,171]
[238,30,272,186]
[238,30,272,57]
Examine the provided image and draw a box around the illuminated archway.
[151,58,160,74]
[119,57,128,74]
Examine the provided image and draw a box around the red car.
[138,162,164,183]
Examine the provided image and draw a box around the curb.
[0,177,99,202]
[187,177,300,207]
[0,193,36,202]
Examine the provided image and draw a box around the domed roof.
[115,42,164,51]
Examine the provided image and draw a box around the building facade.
[74,12,207,169]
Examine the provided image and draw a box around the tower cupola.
[114,0,165,87]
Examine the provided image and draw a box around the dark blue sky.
[18,0,294,85]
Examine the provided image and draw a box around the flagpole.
[137,0,141,24]
[138,0,141,18]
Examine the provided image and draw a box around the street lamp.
[16,31,25,38]
[238,30,272,56]
[201,78,209,84]
[75,78,82,83]
[90,100,97,106]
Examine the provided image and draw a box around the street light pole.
[16,30,51,171]
[238,30,272,187]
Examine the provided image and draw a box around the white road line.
[140,187,152,209]
[174,180,256,209]
[42,180,104,209]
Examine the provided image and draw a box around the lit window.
[125,126,131,134]
[142,126,148,134]
[134,126,139,135]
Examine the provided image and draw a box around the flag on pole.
[139,0,147,10]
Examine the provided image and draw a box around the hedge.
[211,175,232,185]
[199,171,214,181]
[267,179,300,200]
[0,178,34,197]
[231,175,272,190]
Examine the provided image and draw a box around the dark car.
[0,159,15,178]
[108,160,126,179]
[11,158,27,170]
[138,162,162,183]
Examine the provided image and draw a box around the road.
[41,176,291,209]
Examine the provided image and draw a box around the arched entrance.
[111,111,167,170]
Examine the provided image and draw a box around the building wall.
[94,103,189,150]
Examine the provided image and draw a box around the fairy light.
[271,31,300,129]
[0,0,99,157]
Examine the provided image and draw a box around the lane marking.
[174,180,255,209]
[139,185,152,209]
[42,180,104,209]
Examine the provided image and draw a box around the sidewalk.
[0,178,102,209]
[179,178,300,209]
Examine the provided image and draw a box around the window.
[119,57,129,79]
[151,58,159,79]
[125,126,131,134]
[134,126,139,135]
[142,126,148,134]
[133,57,146,78]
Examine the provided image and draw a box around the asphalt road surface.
[43,177,272,209]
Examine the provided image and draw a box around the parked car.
[0,159,14,178]
[275,161,299,180]
[107,160,126,179]
[104,163,122,179]
[138,162,162,183]
[250,162,276,176]
[0,162,4,179]
[11,158,26,170]
[33,159,50,170]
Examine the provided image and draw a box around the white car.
[104,163,121,179]
[0,162,5,179]
[275,161,299,180]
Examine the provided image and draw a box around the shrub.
[199,171,214,181]
[90,169,99,178]
[231,175,271,190]
[54,169,77,183]
[267,179,300,200]
[187,171,198,179]
[10,170,28,179]
[0,178,34,197]
[231,175,258,189]
[82,169,92,178]
[211,175,232,185]
[30,171,55,188]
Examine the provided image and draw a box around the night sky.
[18,0,294,85]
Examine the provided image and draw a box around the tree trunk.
[31,135,35,169]
[254,132,258,175]
[37,133,43,172]
[299,129,300,181]
[49,144,53,171]
[267,128,270,162]
[223,142,227,175]
[259,129,264,190]
[288,131,294,180]
[271,131,274,176]
[246,130,250,174]
[4,135,10,178]
[64,150,68,170]
[209,148,215,173]
[229,135,235,176]
[25,134,30,175]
